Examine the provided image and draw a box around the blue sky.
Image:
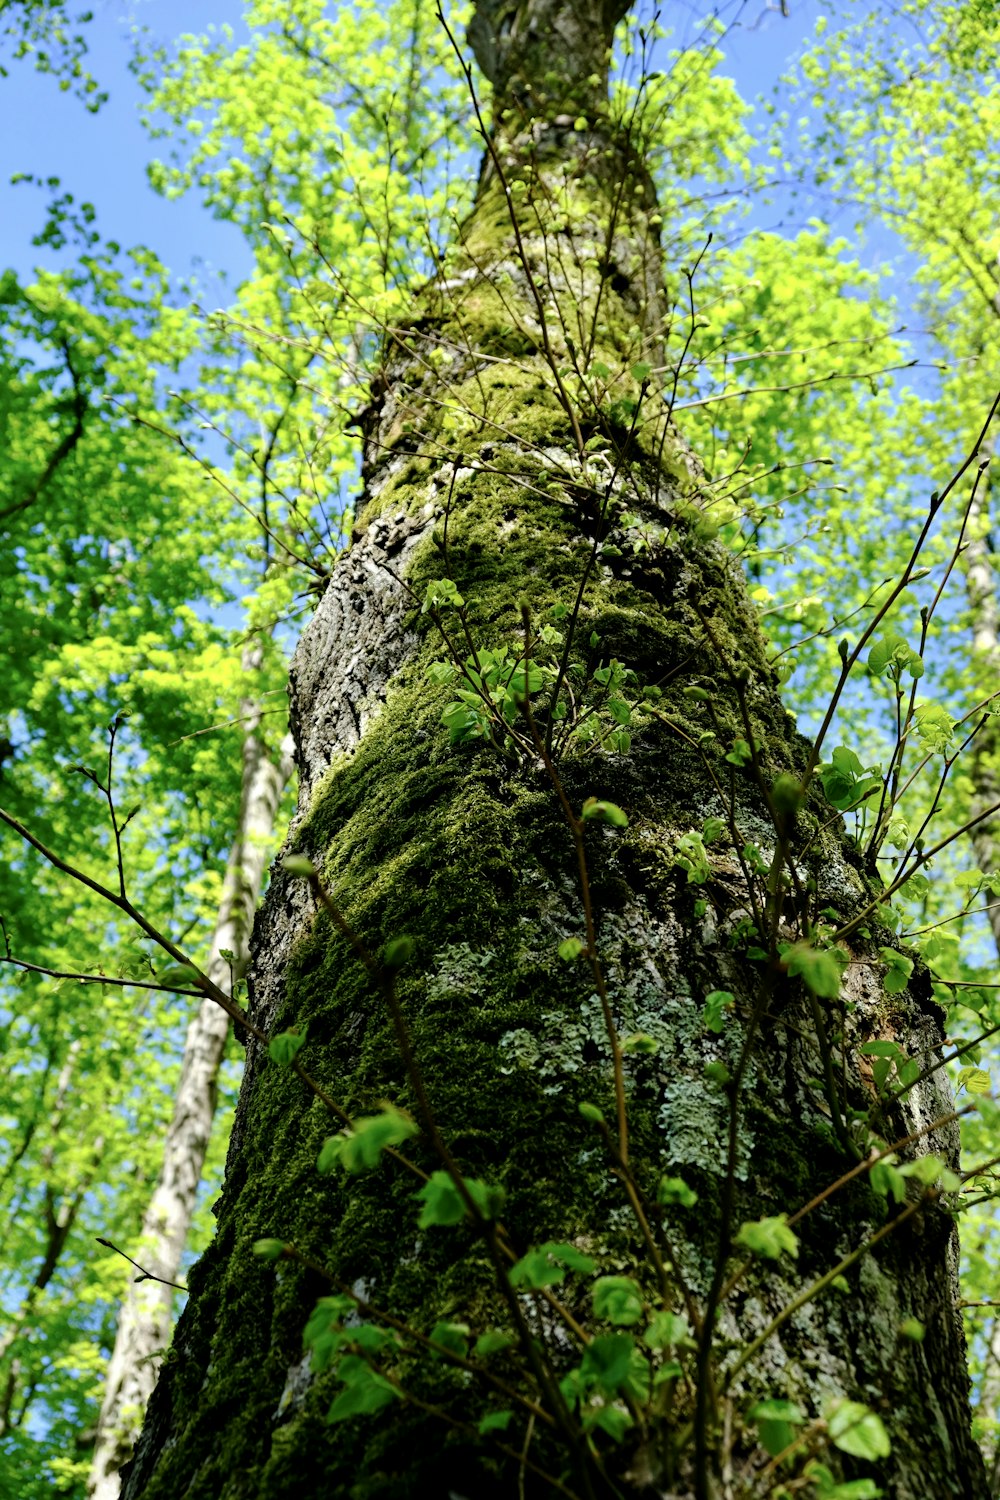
[0,0,820,290]
[0,0,253,286]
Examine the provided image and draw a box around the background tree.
[0,0,104,108]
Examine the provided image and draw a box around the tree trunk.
[120,6,986,1498]
[88,671,294,1500]
[957,489,1000,1481]
[964,491,1000,950]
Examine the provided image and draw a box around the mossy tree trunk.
[120,5,987,1498]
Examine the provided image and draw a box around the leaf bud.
[771,773,804,817]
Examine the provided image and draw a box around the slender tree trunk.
[87,666,294,1500]
[120,6,986,1497]
[957,488,1000,1483]
[964,492,1000,948]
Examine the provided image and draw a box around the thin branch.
[95,1237,187,1293]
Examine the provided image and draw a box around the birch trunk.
[958,489,1000,1483]
[87,675,294,1500]
[119,6,986,1497]
[965,494,1000,949]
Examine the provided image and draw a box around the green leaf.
[581,1402,633,1440]
[653,1359,684,1386]
[268,1028,307,1067]
[878,946,913,994]
[818,745,882,810]
[510,1241,596,1288]
[725,737,752,766]
[280,853,317,878]
[252,1238,287,1262]
[422,577,465,612]
[316,1133,349,1174]
[631,361,652,381]
[350,1324,397,1356]
[860,1040,904,1059]
[416,1170,505,1227]
[913,699,955,752]
[750,1397,804,1458]
[621,1030,659,1055]
[303,1295,355,1371]
[803,1463,883,1499]
[957,1066,991,1095]
[580,1333,635,1391]
[657,1175,698,1208]
[510,1247,568,1289]
[441,700,487,743]
[320,1106,418,1174]
[643,1310,690,1350]
[867,635,901,676]
[581,797,628,827]
[898,1154,960,1191]
[429,1321,470,1358]
[787,942,845,999]
[702,989,734,1033]
[509,661,544,697]
[478,1409,514,1434]
[674,831,710,884]
[867,633,922,681]
[154,963,203,989]
[735,1213,799,1261]
[558,936,585,960]
[870,1158,906,1203]
[326,1356,399,1423]
[383,935,415,968]
[578,1101,605,1123]
[826,1398,891,1460]
[592,1275,644,1326]
[474,1330,517,1358]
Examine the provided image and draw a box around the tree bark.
[120,6,986,1498]
[88,675,293,1500]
